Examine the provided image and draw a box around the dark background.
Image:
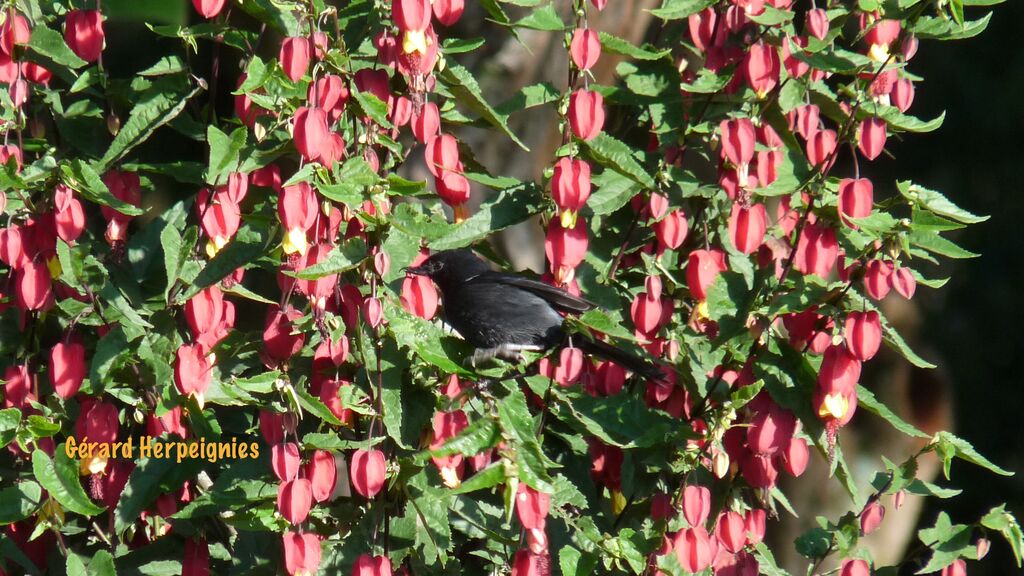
[882,2,1024,574]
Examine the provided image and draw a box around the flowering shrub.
[0,0,1019,574]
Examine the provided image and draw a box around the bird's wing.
[467,271,599,314]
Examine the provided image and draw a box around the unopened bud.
[107,113,121,136]
[713,451,730,478]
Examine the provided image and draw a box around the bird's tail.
[577,338,666,382]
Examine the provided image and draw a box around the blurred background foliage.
[93,0,1024,572]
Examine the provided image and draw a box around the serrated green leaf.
[0,481,42,525]
[598,32,671,60]
[97,82,202,172]
[497,385,554,491]
[206,125,247,185]
[287,238,368,280]
[0,407,20,449]
[650,0,716,20]
[933,431,1013,477]
[33,448,105,517]
[512,4,564,30]
[581,133,656,189]
[431,182,544,250]
[438,64,528,150]
[61,160,144,216]
[28,26,87,69]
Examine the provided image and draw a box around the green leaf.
[161,224,196,298]
[386,303,473,375]
[438,64,529,150]
[913,12,992,41]
[588,169,642,216]
[89,550,116,576]
[28,26,87,69]
[558,388,686,448]
[431,182,545,250]
[897,181,988,224]
[650,0,716,20]
[429,416,500,458]
[598,32,671,60]
[450,461,506,495]
[235,0,302,35]
[497,385,554,491]
[933,431,1013,477]
[115,456,198,536]
[981,505,1024,567]
[0,481,42,525]
[0,407,20,448]
[187,223,269,295]
[787,40,872,73]
[296,385,343,426]
[856,385,929,438]
[443,37,487,54]
[350,89,392,129]
[512,4,565,31]
[139,55,187,77]
[206,125,247,185]
[26,415,61,438]
[909,230,979,259]
[287,238,368,280]
[582,133,656,189]
[97,81,202,172]
[917,512,974,573]
[32,448,105,516]
[573,309,637,342]
[61,160,144,216]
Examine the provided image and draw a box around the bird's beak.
[403,265,427,276]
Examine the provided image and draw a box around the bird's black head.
[404,249,492,293]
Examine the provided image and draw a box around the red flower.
[272,442,302,482]
[840,559,870,576]
[175,344,212,407]
[674,526,715,574]
[262,307,305,364]
[683,485,712,527]
[838,178,874,228]
[277,478,313,524]
[688,8,716,52]
[16,259,52,311]
[101,170,142,245]
[864,259,894,300]
[567,89,605,141]
[686,249,727,301]
[283,531,321,576]
[515,484,551,530]
[192,0,226,19]
[719,118,756,170]
[861,500,885,535]
[793,222,838,279]
[892,267,916,299]
[892,78,915,112]
[545,218,589,285]
[781,437,809,477]
[279,36,311,82]
[654,209,688,251]
[570,28,601,71]
[353,554,393,576]
[716,511,747,553]
[307,450,337,502]
[550,157,591,228]
[182,538,210,576]
[64,10,104,63]
[3,364,34,409]
[510,549,549,576]
[278,181,319,256]
[292,107,330,165]
[806,9,829,40]
[401,249,440,319]
[728,203,767,254]
[430,410,469,487]
[858,117,887,161]
[806,129,837,169]
[411,101,440,143]
[350,449,387,498]
[433,0,464,26]
[50,341,87,399]
[53,185,85,243]
[744,42,779,97]
[845,311,881,361]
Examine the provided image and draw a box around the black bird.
[405,249,663,380]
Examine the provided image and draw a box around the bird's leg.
[468,344,541,368]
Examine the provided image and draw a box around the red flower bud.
[806,9,829,40]
[319,379,354,426]
[510,549,548,576]
[858,118,887,161]
[424,134,461,177]
[687,249,728,301]
[185,285,226,340]
[353,554,393,576]
[741,452,779,488]
[354,69,393,113]
[747,405,797,455]
[570,28,601,71]
[845,311,881,361]
[279,181,318,255]
[101,170,142,245]
[402,250,440,320]
[683,485,712,527]
[674,526,715,574]
[840,559,870,576]
[363,296,384,329]
[0,14,30,56]
[892,78,915,112]
[793,222,838,279]
[279,37,311,82]
[567,89,605,141]
[283,531,322,576]
[806,129,837,169]
[728,203,767,254]
[252,164,282,191]
[309,75,349,122]
[516,484,551,530]
[262,307,305,363]
[720,118,756,169]
[307,450,337,502]
[182,538,210,576]
[3,364,32,409]
[545,218,588,285]
[716,511,747,553]
[277,478,313,524]
[436,170,471,207]
[175,344,212,406]
[292,107,330,164]
[351,449,387,498]
[192,0,226,19]
[744,42,779,97]
[16,259,52,311]
[744,509,766,545]
[394,0,431,33]
[864,259,894,300]
[50,341,87,399]
[654,209,688,251]
[688,8,717,52]
[272,442,302,482]
[941,559,967,576]
[260,410,297,445]
[781,437,809,477]
[838,178,873,228]
[429,410,469,486]
[861,500,885,535]
[411,101,440,143]
[551,157,591,228]
[433,0,464,25]
[892,267,916,299]
[298,243,339,310]
[64,10,104,63]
